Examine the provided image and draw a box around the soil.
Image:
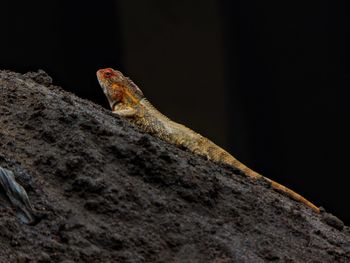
[0,69,349,263]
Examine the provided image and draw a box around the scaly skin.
[97,68,320,213]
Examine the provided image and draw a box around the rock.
[322,212,345,231]
[0,69,349,262]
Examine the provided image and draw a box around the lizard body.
[97,68,320,213]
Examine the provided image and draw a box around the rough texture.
[0,70,349,263]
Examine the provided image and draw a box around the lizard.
[96,67,320,213]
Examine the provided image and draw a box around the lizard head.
[96,68,144,110]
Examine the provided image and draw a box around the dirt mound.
[0,70,349,262]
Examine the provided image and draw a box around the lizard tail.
[225,156,320,213]
[265,177,320,213]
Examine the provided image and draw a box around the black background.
[1,1,349,224]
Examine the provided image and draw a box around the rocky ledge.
[0,70,349,262]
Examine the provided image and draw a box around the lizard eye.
[104,71,112,78]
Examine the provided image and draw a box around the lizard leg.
[113,108,137,117]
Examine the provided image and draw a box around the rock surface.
[0,70,349,262]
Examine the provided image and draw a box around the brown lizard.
[96,67,320,213]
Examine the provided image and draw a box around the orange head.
[96,68,144,109]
